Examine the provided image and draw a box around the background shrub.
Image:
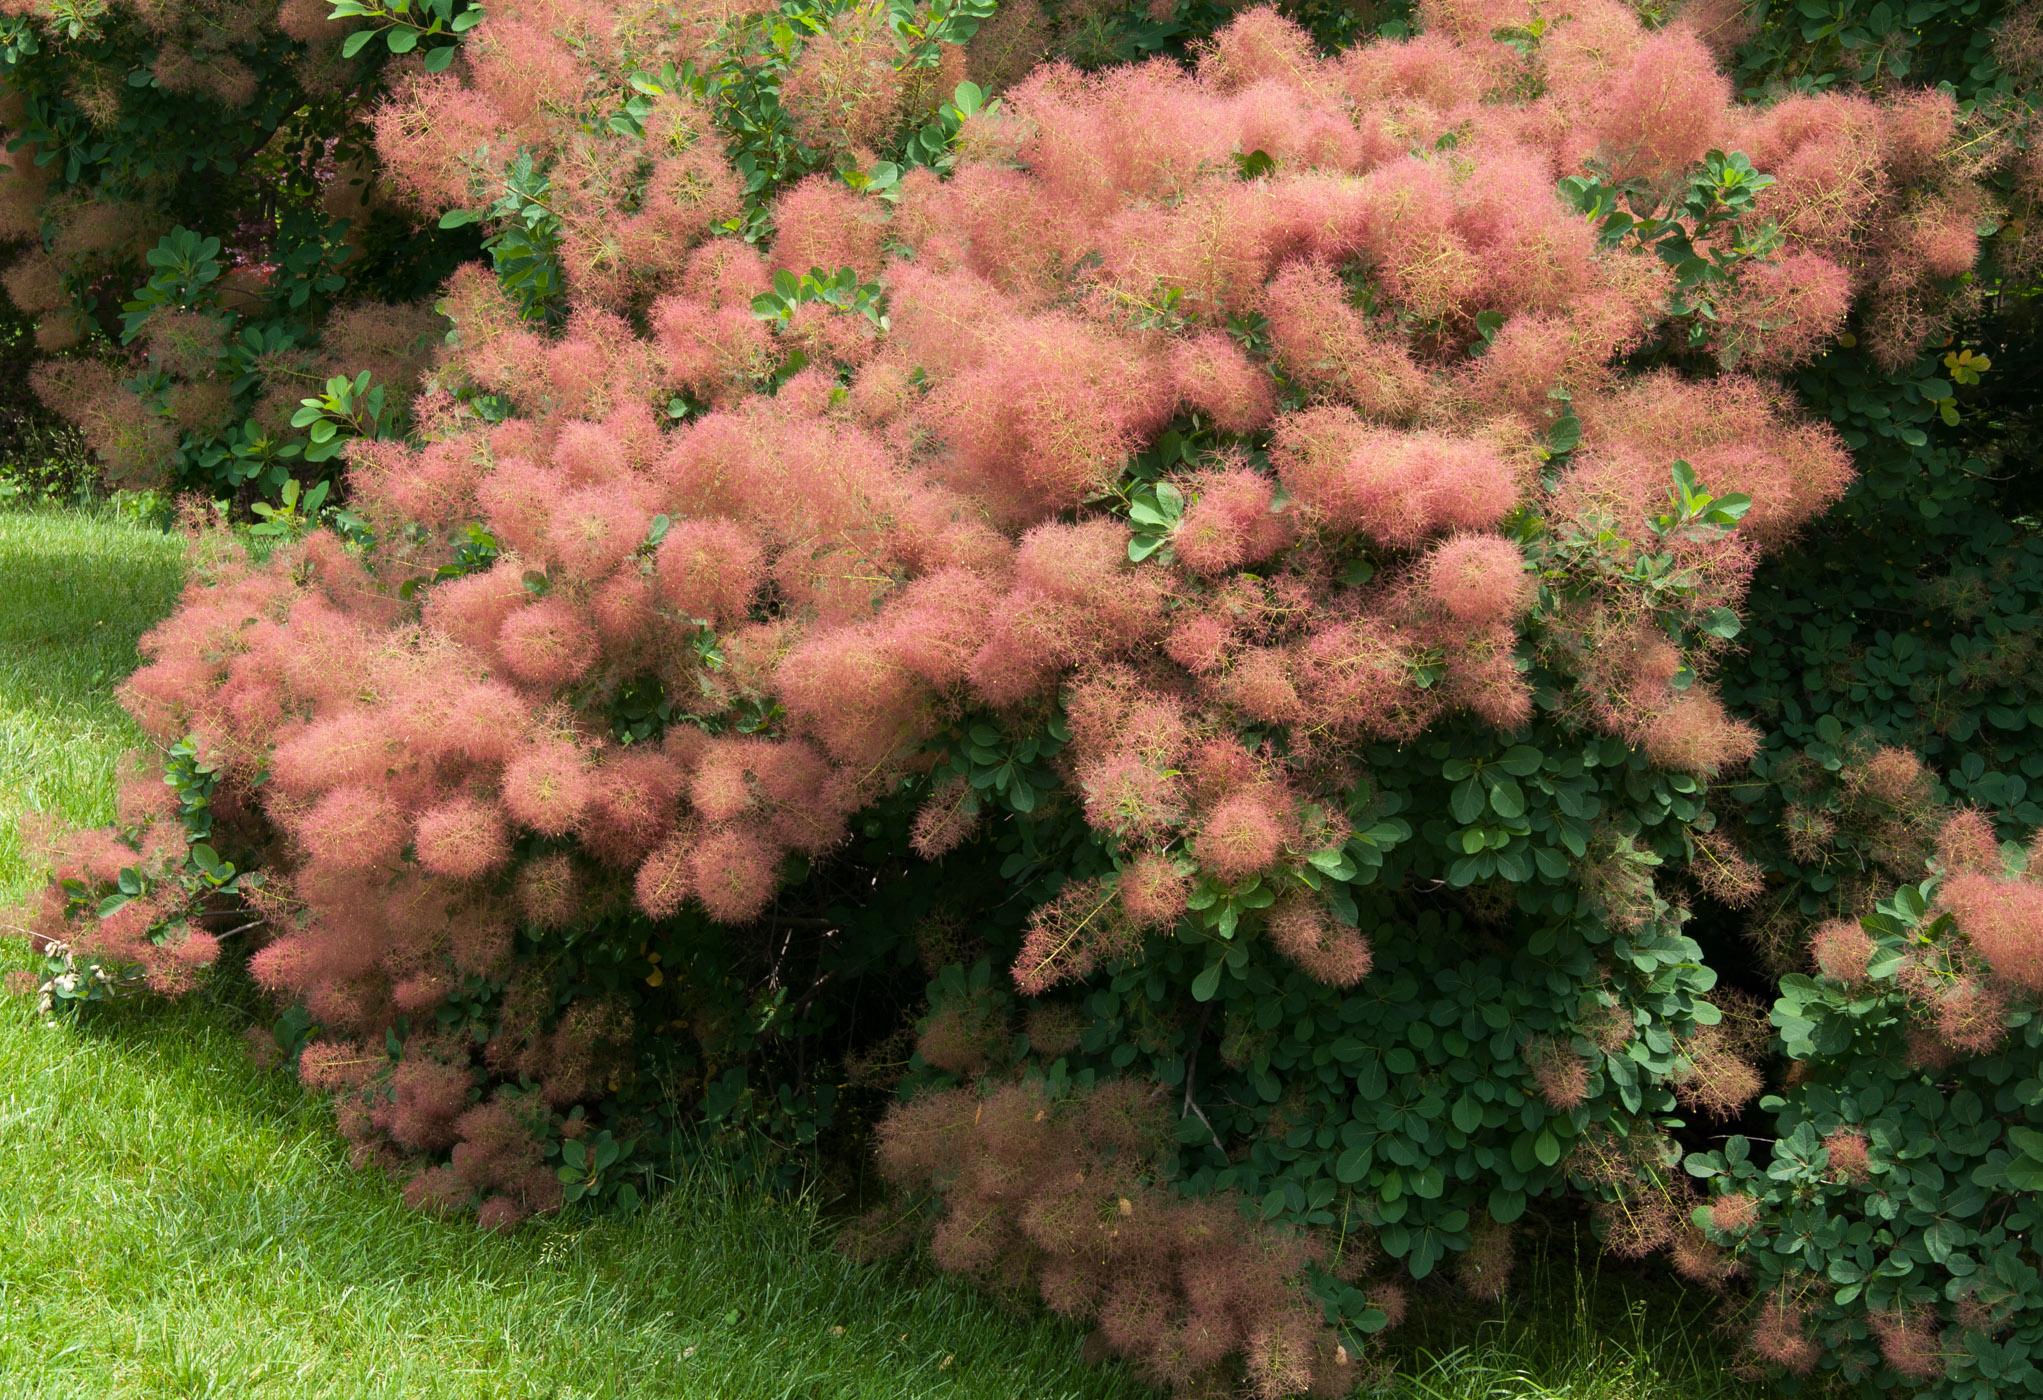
[1716,0,2043,952]
[0,0,470,501]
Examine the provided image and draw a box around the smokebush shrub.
[10,1,2041,1397]
[0,0,466,499]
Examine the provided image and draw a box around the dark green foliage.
[1688,879,2043,1397]
[1731,0,2019,94]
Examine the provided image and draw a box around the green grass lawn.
[0,504,185,905]
[0,506,1761,1400]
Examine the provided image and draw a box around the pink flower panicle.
[1751,1297,1819,1374]
[1810,918,1876,985]
[1266,898,1373,987]
[1523,1037,1591,1111]
[414,796,512,879]
[1419,533,1534,624]
[1707,1192,1758,1234]
[1823,1126,1872,1183]
[1192,788,1292,886]
[1940,871,2043,994]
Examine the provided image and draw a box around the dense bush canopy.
[8,0,2043,1397]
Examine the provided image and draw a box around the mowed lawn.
[0,506,1759,1400]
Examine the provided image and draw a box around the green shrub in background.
[1686,864,2043,1398]
[1691,9,2043,1394]
[0,0,472,504]
[1718,0,2043,950]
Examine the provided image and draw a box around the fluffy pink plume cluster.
[1875,811,2043,1057]
[1732,810,2040,1076]
[873,1079,1396,1398]
[370,0,973,308]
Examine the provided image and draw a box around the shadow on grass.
[1,987,1147,1400]
[29,986,1770,1400]
[1378,1221,1774,1400]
